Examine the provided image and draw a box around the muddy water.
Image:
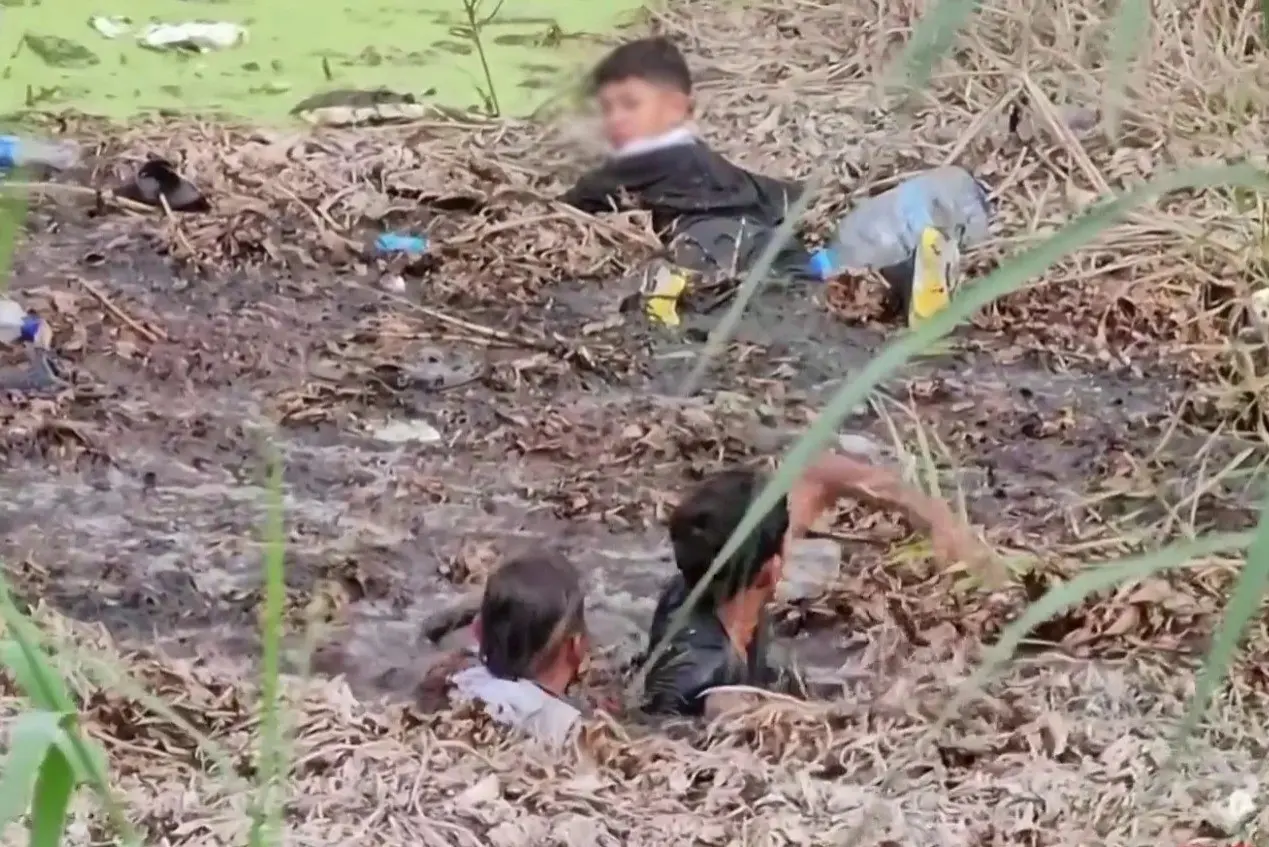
[1,230,1247,707]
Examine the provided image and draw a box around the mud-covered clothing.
[559,135,813,279]
[449,664,581,748]
[640,574,782,716]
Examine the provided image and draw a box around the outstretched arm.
[789,451,990,568]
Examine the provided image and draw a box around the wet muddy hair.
[478,549,586,681]
[588,36,693,96]
[669,469,790,606]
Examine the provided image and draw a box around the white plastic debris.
[370,420,442,446]
[139,22,247,52]
[777,538,842,602]
[1249,288,1269,332]
[89,15,132,39]
[1205,786,1258,836]
[836,433,886,461]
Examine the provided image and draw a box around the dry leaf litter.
[4,0,1269,843]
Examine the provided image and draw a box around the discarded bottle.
[806,248,835,282]
[375,232,428,257]
[0,135,80,171]
[818,166,992,275]
[0,299,44,345]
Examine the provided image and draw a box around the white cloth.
[610,125,697,159]
[449,664,581,748]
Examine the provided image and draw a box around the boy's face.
[596,77,690,151]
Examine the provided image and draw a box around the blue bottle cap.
[807,248,836,281]
[375,232,428,256]
[19,315,41,343]
[0,136,17,170]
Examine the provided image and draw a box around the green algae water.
[0,0,640,121]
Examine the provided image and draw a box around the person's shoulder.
[642,579,732,716]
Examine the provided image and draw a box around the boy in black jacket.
[561,37,814,282]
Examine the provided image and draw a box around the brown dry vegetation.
[4,0,1269,844]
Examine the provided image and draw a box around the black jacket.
[560,140,802,243]
[640,574,780,716]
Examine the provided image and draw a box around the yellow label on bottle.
[644,267,689,328]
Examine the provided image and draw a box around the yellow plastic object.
[908,227,957,328]
[643,264,689,328]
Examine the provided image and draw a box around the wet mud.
[0,221,1261,698]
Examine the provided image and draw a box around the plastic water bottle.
[0,136,80,171]
[810,166,992,278]
[0,299,44,345]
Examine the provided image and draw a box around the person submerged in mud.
[436,549,591,748]
[560,36,814,281]
[641,451,992,717]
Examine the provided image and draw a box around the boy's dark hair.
[668,469,789,606]
[479,549,586,680]
[588,37,692,96]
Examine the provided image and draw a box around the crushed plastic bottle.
[819,166,992,275]
[0,135,80,171]
[0,299,45,345]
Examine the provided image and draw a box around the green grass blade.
[0,179,28,297]
[676,169,826,397]
[1174,494,1269,747]
[887,0,981,99]
[0,639,73,713]
[947,532,1253,728]
[72,649,249,790]
[0,580,140,846]
[0,711,64,828]
[248,453,288,847]
[1105,0,1149,138]
[28,747,73,847]
[635,162,1269,696]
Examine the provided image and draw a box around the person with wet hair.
[447,548,590,748]
[642,451,991,717]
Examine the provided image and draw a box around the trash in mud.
[640,263,690,328]
[0,135,80,171]
[115,159,209,213]
[835,433,887,461]
[375,233,429,257]
[369,419,443,445]
[88,15,132,39]
[1203,785,1259,837]
[1248,288,1269,334]
[138,22,247,52]
[0,299,47,346]
[290,89,432,127]
[822,166,990,325]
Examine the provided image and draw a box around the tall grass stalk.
[676,169,826,397]
[0,579,139,847]
[0,181,27,295]
[247,455,290,847]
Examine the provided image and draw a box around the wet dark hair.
[588,36,692,96]
[668,469,790,606]
[478,549,586,681]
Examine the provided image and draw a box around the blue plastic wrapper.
[19,315,42,343]
[375,232,429,256]
[0,136,17,170]
[806,248,836,281]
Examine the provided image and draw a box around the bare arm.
[789,451,990,568]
